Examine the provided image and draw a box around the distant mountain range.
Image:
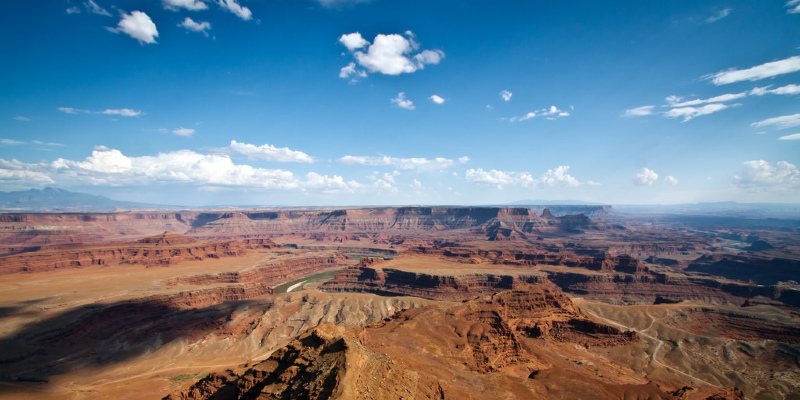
[0,188,170,212]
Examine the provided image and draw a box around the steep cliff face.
[165,285,737,400]
[0,234,280,274]
[687,254,800,285]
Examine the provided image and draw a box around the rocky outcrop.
[687,254,800,285]
[167,286,747,400]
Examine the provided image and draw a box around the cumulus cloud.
[510,105,570,122]
[623,105,654,117]
[102,108,142,117]
[172,127,195,137]
[228,140,313,163]
[705,8,731,23]
[706,56,800,85]
[500,90,512,102]
[787,0,800,14]
[178,17,211,36]
[465,166,591,189]
[0,147,399,195]
[779,133,800,140]
[633,168,659,186]
[664,176,679,185]
[391,92,414,110]
[751,113,800,130]
[338,31,444,80]
[111,11,158,45]
[733,160,799,190]
[85,0,111,16]
[217,0,252,20]
[429,95,445,104]
[665,92,747,107]
[663,103,735,122]
[339,62,367,82]
[164,0,208,11]
[339,155,468,170]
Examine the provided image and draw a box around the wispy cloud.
[664,103,736,122]
[779,133,800,140]
[665,92,747,107]
[391,92,414,110]
[706,55,800,85]
[172,127,195,137]
[622,105,654,117]
[339,155,469,170]
[315,0,370,8]
[338,31,444,81]
[751,113,800,130]
[787,0,800,14]
[705,8,731,23]
[102,108,142,117]
[163,0,208,11]
[751,83,800,96]
[14,116,31,122]
[84,0,111,16]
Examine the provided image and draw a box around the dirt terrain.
[0,206,797,399]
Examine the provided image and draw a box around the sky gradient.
[1,0,799,206]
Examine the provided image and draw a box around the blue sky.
[1,0,799,206]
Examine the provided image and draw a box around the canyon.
[0,206,797,399]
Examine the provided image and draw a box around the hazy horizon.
[2,0,799,206]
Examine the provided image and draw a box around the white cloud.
[0,139,25,146]
[751,84,800,96]
[664,175,679,185]
[178,17,211,36]
[707,56,800,85]
[339,32,368,51]
[164,0,208,11]
[391,92,414,110]
[112,11,158,45]
[173,127,195,137]
[228,140,313,163]
[705,8,731,23]
[67,6,81,14]
[465,166,591,189]
[429,95,445,104]
[623,105,654,117]
[58,107,90,114]
[751,113,800,130]
[14,116,30,122]
[787,0,800,14]
[733,160,799,190]
[634,168,659,186]
[0,147,405,195]
[779,133,800,140]
[102,108,142,117]
[411,179,422,189]
[665,92,747,107]
[339,31,444,78]
[500,90,512,102]
[339,155,468,170]
[339,62,367,82]
[663,103,734,122]
[84,0,111,16]
[217,0,252,20]
[511,105,570,122]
